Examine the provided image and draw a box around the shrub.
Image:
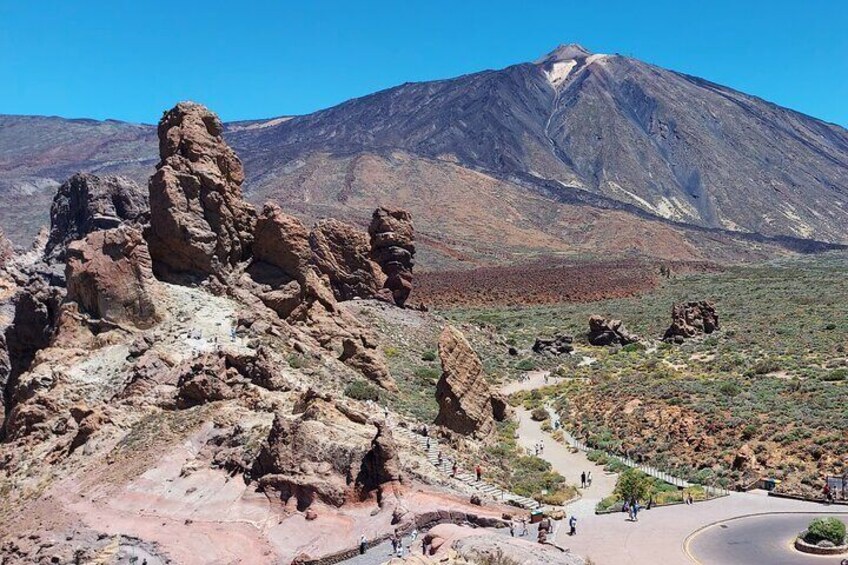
[384,346,399,358]
[530,407,549,421]
[719,381,741,396]
[421,350,437,362]
[412,366,441,385]
[516,358,536,372]
[822,368,847,381]
[614,469,651,502]
[344,381,380,402]
[804,517,846,545]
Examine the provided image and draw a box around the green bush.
[822,368,847,381]
[412,366,441,385]
[421,350,437,362]
[804,517,846,545]
[344,381,380,402]
[516,358,536,372]
[614,469,651,502]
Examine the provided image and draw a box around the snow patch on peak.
[544,60,577,87]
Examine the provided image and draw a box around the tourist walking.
[569,515,577,536]
[476,465,482,482]
[452,461,458,478]
[520,517,529,536]
[580,471,586,488]
[359,534,367,555]
[509,521,515,537]
[587,471,592,486]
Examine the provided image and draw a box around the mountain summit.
[1,45,847,263]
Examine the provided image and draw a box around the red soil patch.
[412,258,719,308]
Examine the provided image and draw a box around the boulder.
[434,325,510,438]
[0,229,13,268]
[368,208,415,307]
[44,173,148,263]
[65,226,161,329]
[663,301,719,342]
[253,203,312,281]
[532,335,574,356]
[309,218,385,301]
[586,315,640,346]
[253,393,398,509]
[148,102,256,276]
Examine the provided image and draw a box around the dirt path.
[501,371,618,518]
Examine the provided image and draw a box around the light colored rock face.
[148,102,256,276]
[369,207,415,307]
[663,300,719,342]
[434,325,509,438]
[0,229,13,268]
[44,173,148,263]
[66,226,161,329]
[310,218,385,301]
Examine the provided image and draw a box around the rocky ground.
[0,102,585,565]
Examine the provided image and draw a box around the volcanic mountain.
[2,44,847,265]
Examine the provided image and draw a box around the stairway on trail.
[393,426,543,511]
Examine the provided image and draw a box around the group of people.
[623,498,642,521]
[533,440,545,455]
[579,470,593,488]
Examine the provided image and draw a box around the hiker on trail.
[391,532,398,553]
[426,437,431,450]
[359,534,367,555]
[687,493,694,505]
[452,462,458,477]
[410,528,418,542]
[824,483,834,503]
[510,521,516,537]
[520,517,529,536]
[476,465,482,481]
[587,471,592,486]
[569,515,577,536]
[647,495,654,510]
[633,500,640,521]
[581,471,586,488]
[540,439,544,453]
[437,451,443,466]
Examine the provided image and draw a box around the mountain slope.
[1,44,847,260]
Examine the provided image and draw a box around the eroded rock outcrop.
[65,226,161,329]
[44,173,148,263]
[310,218,385,301]
[532,334,574,356]
[434,325,509,438]
[148,102,256,277]
[587,315,640,346]
[0,229,13,268]
[253,392,401,509]
[369,207,415,307]
[663,300,719,343]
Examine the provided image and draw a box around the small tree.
[805,517,846,545]
[614,469,651,503]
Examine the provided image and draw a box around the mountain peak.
[537,43,592,64]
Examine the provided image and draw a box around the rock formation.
[0,229,13,268]
[663,300,720,343]
[310,218,384,301]
[65,226,161,329]
[44,173,148,263]
[148,102,256,277]
[532,334,574,356]
[586,315,640,346]
[253,392,401,509]
[369,207,415,307]
[434,325,509,438]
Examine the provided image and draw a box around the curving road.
[686,512,848,565]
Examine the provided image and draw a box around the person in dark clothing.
[476,465,482,481]
[359,535,367,555]
[569,515,577,535]
[580,471,586,488]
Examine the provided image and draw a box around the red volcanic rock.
[369,208,415,307]
[434,325,510,439]
[253,203,312,281]
[65,226,161,329]
[663,300,719,342]
[148,102,256,276]
[309,218,385,301]
[44,173,148,263]
[253,393,400,509]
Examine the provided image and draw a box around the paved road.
[499,370,848,564]
[687,512,848,565]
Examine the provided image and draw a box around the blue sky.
[1,0,847,126]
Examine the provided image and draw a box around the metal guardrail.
[546,405,730,498]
